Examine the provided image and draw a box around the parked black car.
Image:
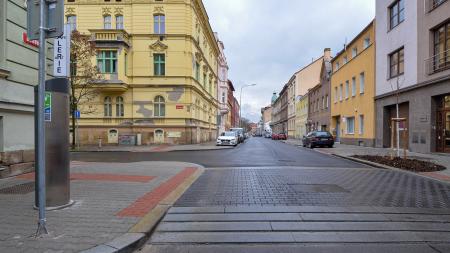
[302,131,334,148]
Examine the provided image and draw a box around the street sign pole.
[36,0,48,236]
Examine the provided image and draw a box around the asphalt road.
[71,137,367,168]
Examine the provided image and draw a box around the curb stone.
[79,167,205,253]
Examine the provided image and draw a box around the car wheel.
[309,143,314,149]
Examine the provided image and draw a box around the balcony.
[89,29,131,47]
[94,79,129,92]
[426,49,450,75]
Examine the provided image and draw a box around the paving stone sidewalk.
[0,161,202,253]
[282,139,450,182]
[73,141,233,153]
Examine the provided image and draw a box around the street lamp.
[239,83,256,128]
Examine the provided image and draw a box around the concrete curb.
[79,167,205,253]
[71,147,233,153]
[333,154,450,186]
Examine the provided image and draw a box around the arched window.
[115,15,124,29]
[154,96,165,117]
[154,15,165,34]
[104,97,112,117]
[116,96,124,117]
[104,15,112,29]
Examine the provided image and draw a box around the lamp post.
[239,84,256,128]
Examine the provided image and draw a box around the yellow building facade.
[330,21,375,146]
[295,95,308,139]
[65,0,219,145]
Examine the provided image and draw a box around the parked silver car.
[216,131,239,146]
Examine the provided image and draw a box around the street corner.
[0,161,204,253]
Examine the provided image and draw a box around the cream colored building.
[66,0,220,145]
[295,95,309,138]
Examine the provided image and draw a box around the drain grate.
[289,184,349,193]
[0,182,35,195]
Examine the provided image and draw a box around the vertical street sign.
[54,25,71,77]
[44,92,52,122]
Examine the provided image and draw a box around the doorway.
[108,129,119,144]
[436,95,450,153]
[0,116,3,152]
[155,129,164,144]
[335,117,341,142]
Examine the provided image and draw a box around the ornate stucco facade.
[65,0,220,145]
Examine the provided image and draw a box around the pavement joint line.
[74,163,205,253]
[334,154,450,186]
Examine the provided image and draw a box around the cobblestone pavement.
[175,167,450,208]
[0,161,201,253]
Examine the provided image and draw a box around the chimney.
[324,48,332,61]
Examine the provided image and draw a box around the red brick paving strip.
[420,172,450,182]
[150,144,171,152]
[116,167,198,217]
[17,172,155,183]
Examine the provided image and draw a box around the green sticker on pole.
[44,92,52,122]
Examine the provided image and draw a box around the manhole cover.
[289,184,349,193]
[0,182,35,195]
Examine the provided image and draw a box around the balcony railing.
[89,29,130,46]
[426,49,450,75]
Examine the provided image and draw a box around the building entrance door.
[436,95,450,153]
[335,119,341,142]
[108,129,119,144]
[155,129,164,144]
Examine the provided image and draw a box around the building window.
[326,95,329,108]
[339,84,343,101]
[104,15,112,29]
[104,97,112,117]
[154,15,165,34]
[195,62,200,80]
[335,62,340,71]
[154,54,165,76]
[346,117,355,134]
[116,96,124,117]
[352,47,358,58]
[359,115,364,135]
[203,73,207,88]
[322,96,325,109]
[116,15,124,29]
[222,92,226,103]
[343,56,348,64]
[124,53,128,76]
[67,15,77,32]
[345,81,349,99]
[360,72,365,94]
[363,37,370,49]
[389,0,405,30]
[352,77,356,97]
[334,87,338,103]
[431,0,448,11]
[389,47,404,78]
[433,21,450,72]
[209,79,212,94]
[97,51,117,74]
[154,96,166,117]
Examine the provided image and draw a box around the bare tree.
[389,75,405,157]
[69,31,102,149]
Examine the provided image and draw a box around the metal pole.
[36,0,48,236]
[396,79,400,157]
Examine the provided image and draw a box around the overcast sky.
[203,0,375,122]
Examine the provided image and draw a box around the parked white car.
[216,131,239,146]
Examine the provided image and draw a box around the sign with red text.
[22,32,39,48]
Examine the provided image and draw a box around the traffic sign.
[74,110,80,119]
[27,0,64,40]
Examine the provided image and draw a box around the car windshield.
[223,132,236,137]
[316,132,331,137]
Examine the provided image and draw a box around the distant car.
[216,131,239,146]
[278,133,287,140]
[271,133,279,140]
[230,128,245,143]
[302,131,334,148]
